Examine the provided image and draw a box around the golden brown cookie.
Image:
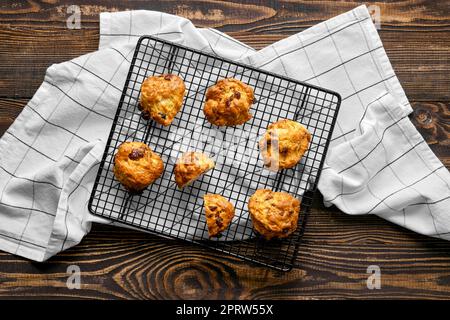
[203,194,235,237]
[174,152,215,188]
[139,74,186,126]
[248,189,300,240]
[259,119,311,171]
[113,141,164,192]
[203,78,254,126]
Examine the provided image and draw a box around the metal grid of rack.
[89,35,341,271]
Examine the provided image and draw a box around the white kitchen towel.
[0,5,448,262]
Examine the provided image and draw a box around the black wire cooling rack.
[89,35,341,271]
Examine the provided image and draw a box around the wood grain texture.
[0,28,448,100]
[411,102,449,145]
[0,0,449,300]
[0,98,27,134]
[0,1,449,99]
[1,0,449,28]
[2,203,450,300]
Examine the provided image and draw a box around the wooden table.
[0,0,448,300]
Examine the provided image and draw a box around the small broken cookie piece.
[174,152,215,188]
[203,78,254,126]
[113,141,164,192]
[259,119,311,171]
[140,73,186,126]
[203,194,235,237]
[248,189,300,240]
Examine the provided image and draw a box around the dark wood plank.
[0,28,448,101]
[0,98,25,134]
[411,101,449,167]
[1,0,449,28]
[2,201,450,299]
[411,102,449,166]
[0,1,449,100]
